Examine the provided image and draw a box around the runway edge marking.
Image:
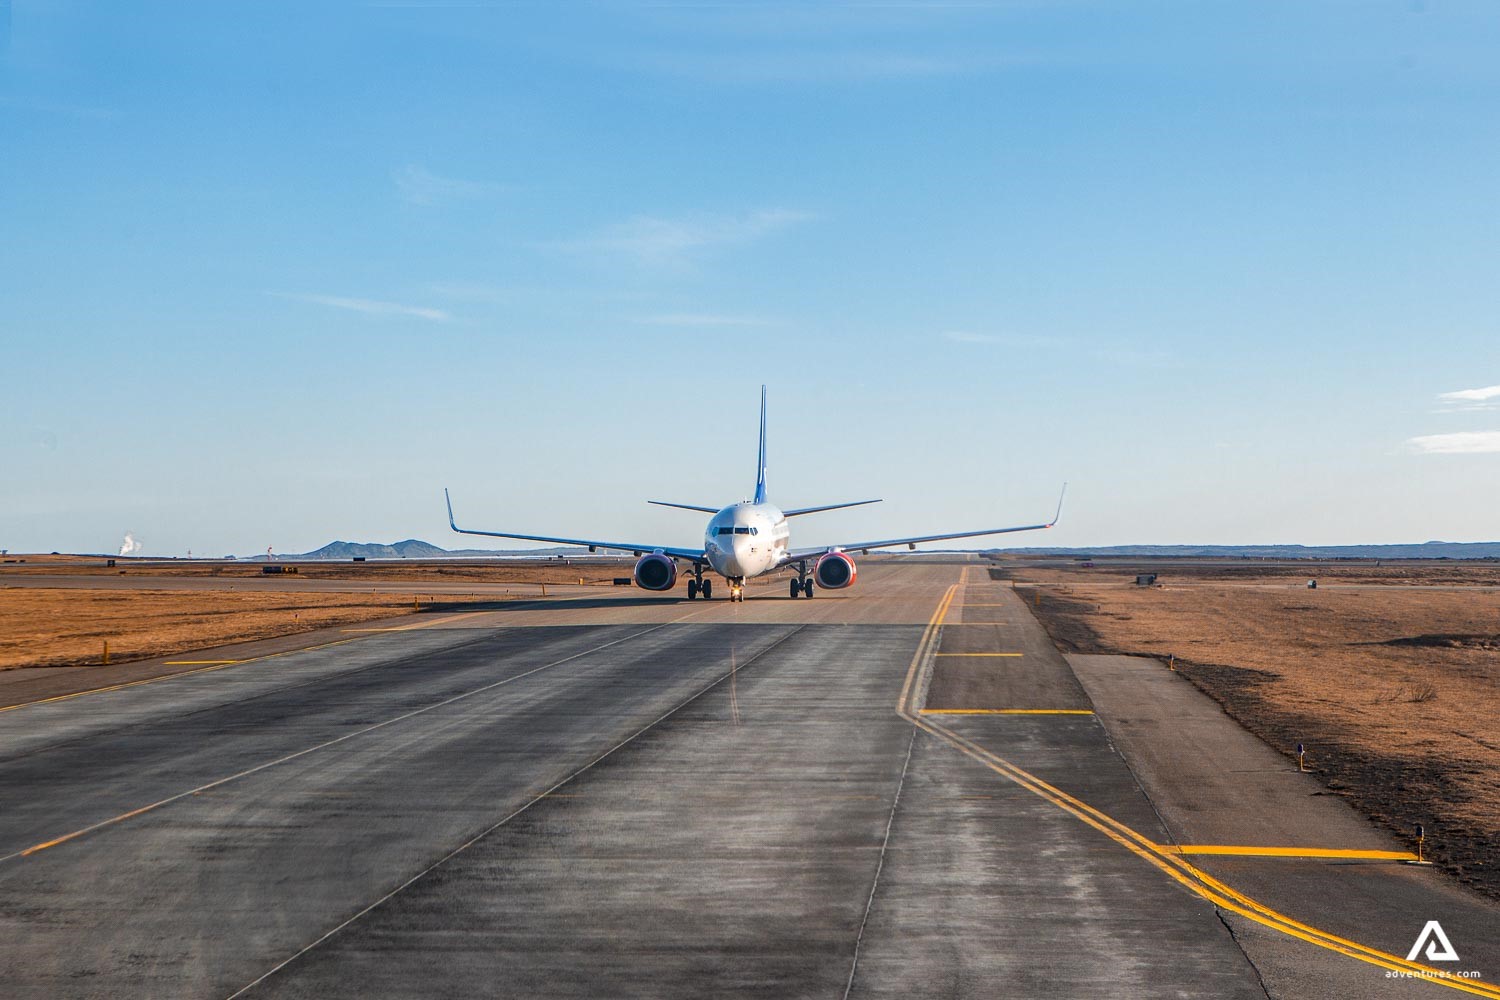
[0,636,368,715]
[1,608,512,715]
[895,578,1500,998]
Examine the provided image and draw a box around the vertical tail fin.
[754,385,768,504]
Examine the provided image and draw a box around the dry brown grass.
[0,589,450,670]
[1000,561,1500,900]
[0,557,635,586]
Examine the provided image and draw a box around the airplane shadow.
[416,592,849,614]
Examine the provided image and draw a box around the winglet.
[444,488,459,532]
[753,385,768,504]
[1049,482,1068,527]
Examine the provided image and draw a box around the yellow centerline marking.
[933,652,1022,657]
[921,708,1094,715]
[897,580,1500,998]
[162,660,242,665]
[1161,845,1420,861]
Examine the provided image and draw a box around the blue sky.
[4,1,1500,556]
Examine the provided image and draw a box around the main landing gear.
[789,567,814,599]
[687,568,712,600]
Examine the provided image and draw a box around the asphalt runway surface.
[2,560,1496,998]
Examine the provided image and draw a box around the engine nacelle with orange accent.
[633,552,678,591]
[814,551,857,590]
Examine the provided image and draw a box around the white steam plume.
[119,533,143,556]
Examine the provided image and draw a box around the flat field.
[0,588,474,670]
[998,558,1500,900]
[0,555,635,585]
[0,559,641,672]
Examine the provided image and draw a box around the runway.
[1,560,1495,998]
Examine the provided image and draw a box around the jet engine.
[633,552,678,591]
[814,551,857,590]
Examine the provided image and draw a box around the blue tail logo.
[754,385,768,504]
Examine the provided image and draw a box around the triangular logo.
[1405,920,1460,962]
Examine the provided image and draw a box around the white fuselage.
[704,502,789,580]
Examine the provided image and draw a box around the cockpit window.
[716,527,734,535]
[734,526,750,534]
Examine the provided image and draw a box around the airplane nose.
[722,539,751,575]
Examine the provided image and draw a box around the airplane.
[445,387,1065,602]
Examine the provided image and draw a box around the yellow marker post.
[1407,824,1434,866]
[102,640,109,666]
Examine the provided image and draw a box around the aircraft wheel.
[701,580,713,600]
[789,578,801,599]
[687,579,699,600]
[803,579,814,598]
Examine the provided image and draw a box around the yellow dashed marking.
[920,708,1093,715]
[898,580,1499,997]
[1161,845,1420,861]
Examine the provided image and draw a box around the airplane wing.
[784,484,1066,560]
[446,490,706,562]
[782,499,882,517]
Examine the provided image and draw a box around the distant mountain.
[298,539,453,560]
[257,539,595,560]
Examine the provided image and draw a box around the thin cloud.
[395,165,506,206]
[270,292,451,322]
[1408,431,1500,455]
[426,282,515,303]
[561,208,812,267]
[637,313,772,328]
[942,332,1050,347]
[1437,384,1500,409]
[942,330,1056,347]
[627,49,976,84]
[1090,346,1181,369]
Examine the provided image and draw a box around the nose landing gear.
[728,578,745,603]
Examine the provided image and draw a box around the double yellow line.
[898,581,1500,997]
